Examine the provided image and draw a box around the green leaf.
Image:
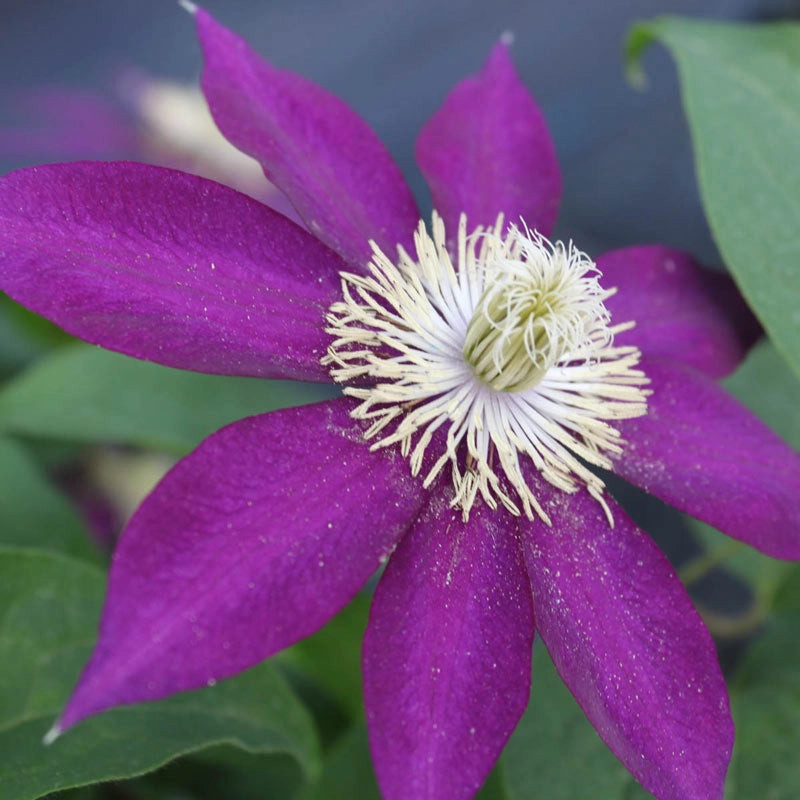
[0,296,72,378]
[130,748,306,800]
[37,790,97,800]
[476,764,510,800]
[502,644,647,799]
[0,305,42,378]
[279,591,371,721]
[298,722,508,800]
[727,563,800,799]
[0,547,319,800]
[0,343,338,454]
[298,725,381,800]
[0,437,97,561]
[627,17,800,377]
[722,340,800,451]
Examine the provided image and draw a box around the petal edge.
[598,246,760,378]
[58,399,426,730]
[0,161,345,381]
[615,357,800,559]
[364,494,533,800]
[194,8,420,269]
[416,41,561,238]
[520,478,733,800]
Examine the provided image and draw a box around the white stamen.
[322,212,649,524]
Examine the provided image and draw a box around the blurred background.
[0,0,797,262]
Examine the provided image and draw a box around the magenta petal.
[598,246,760,378]
[416,41,561,238]
[363,496,534,800]
[0,161,344,381]
[57,399,426,731]
[615,357,800,558]
[520,482,733,800]
[192,8,420,269]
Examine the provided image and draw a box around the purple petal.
[615,357,800,559]
[520,479,733,800]
[56,399,426,731]
[363,494,534,800]
[0,161,344,382]
[192,7,420,269]
[416,40,561,238]
[598,246,760,378]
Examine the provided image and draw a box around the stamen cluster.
[463,225,613,392]
[323,213,649,524]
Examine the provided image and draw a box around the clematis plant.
[0,5,798,800]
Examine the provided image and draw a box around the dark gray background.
[1,0,798,263]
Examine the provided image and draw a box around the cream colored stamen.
[322,212,649,525]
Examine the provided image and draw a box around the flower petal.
[614,357,800,559]
[416,41,561,238]
[520,480,733,800]
[56,399,426,732]
[191,7,420,269]
[363,495,533,800]
[0,161,343,382]
[598,246,760,378]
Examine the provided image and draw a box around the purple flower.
[0,7,798,800]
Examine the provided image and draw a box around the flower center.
[322,213,649,525]
[462,226,612,393]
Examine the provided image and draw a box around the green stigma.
[463,234,614,393]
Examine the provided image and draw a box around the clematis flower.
[0,6,798,800]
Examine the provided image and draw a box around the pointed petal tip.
[42,721,62,746]
[519,483,734,800]
[416,24,560,238]
[193,6,420,267]
[0,161,342,382]
[47,402,426,732]
[178,0,198,15]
